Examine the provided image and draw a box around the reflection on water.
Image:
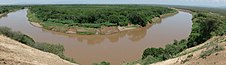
[0,9,192,65]
[68,24,151,44]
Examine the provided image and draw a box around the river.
[0,9,192,65]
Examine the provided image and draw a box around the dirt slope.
[0,35,78,65]
[150,36,226,65]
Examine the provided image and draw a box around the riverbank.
[0,13,7,18]
[0,35,78,65]
[150,36,226,65]
[30,22,42,28]
[0,6,24,18]
[0,14,4,17]
[125,8,226,65]
[29,10,178,35]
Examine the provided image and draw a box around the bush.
[77,31,96,35]
[140,56,162,65]
[0,26,76,63]
[142,48,165,59]
[200,45,224,59]
[0,27,35,46]
[19,35,35,46]
[42,21,69,32]
[92,61,110,65]
[33,42,64,55]
[101,22,117,26]
[33,42,76,63]
[79,23,101,28]
[142,39,188,61]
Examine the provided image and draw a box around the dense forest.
[168,5,226,16]
[0,6,23,14]
[126,9,226,65]
[28,5,176,33]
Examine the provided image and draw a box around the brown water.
[0,9,192,65]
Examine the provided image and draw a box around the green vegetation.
[77,31,96,35]
[199,45,224,59]
[133,9,226,65]
[28,5,176,33]
[0,26,76,63]
[0,6,23,14]
[168,5,226,16]
[141,39,188,61]
[92,61,110,65]
[139,56,162,65]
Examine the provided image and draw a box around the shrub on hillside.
[141,12,226,65]
[0,26,76,63]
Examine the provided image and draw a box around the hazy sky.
[0,0,226,7]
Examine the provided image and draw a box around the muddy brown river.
[0,9,192,65]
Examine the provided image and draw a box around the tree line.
[0,6,23,14]
[29,5,176,28]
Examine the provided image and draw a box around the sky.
[0,0,226,7]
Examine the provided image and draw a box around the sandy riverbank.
[30,22,42,28]
[0,13,7,18]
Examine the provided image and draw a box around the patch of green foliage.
[0,27,35,46]
[140,56,162,65]
[77,31,96,35]
[79,23,101,28]
[42,21,69,32]
[200,45,225,59]
[142,40,188,62]
[27,10,42,23]
[0,6,23,14]
[0,26,76,63]
[33,42,76,63]
[28,5,176,29]
[92,61,110,65]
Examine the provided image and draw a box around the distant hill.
[219,6,226,9]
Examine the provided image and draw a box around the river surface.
[0,9,192,65]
